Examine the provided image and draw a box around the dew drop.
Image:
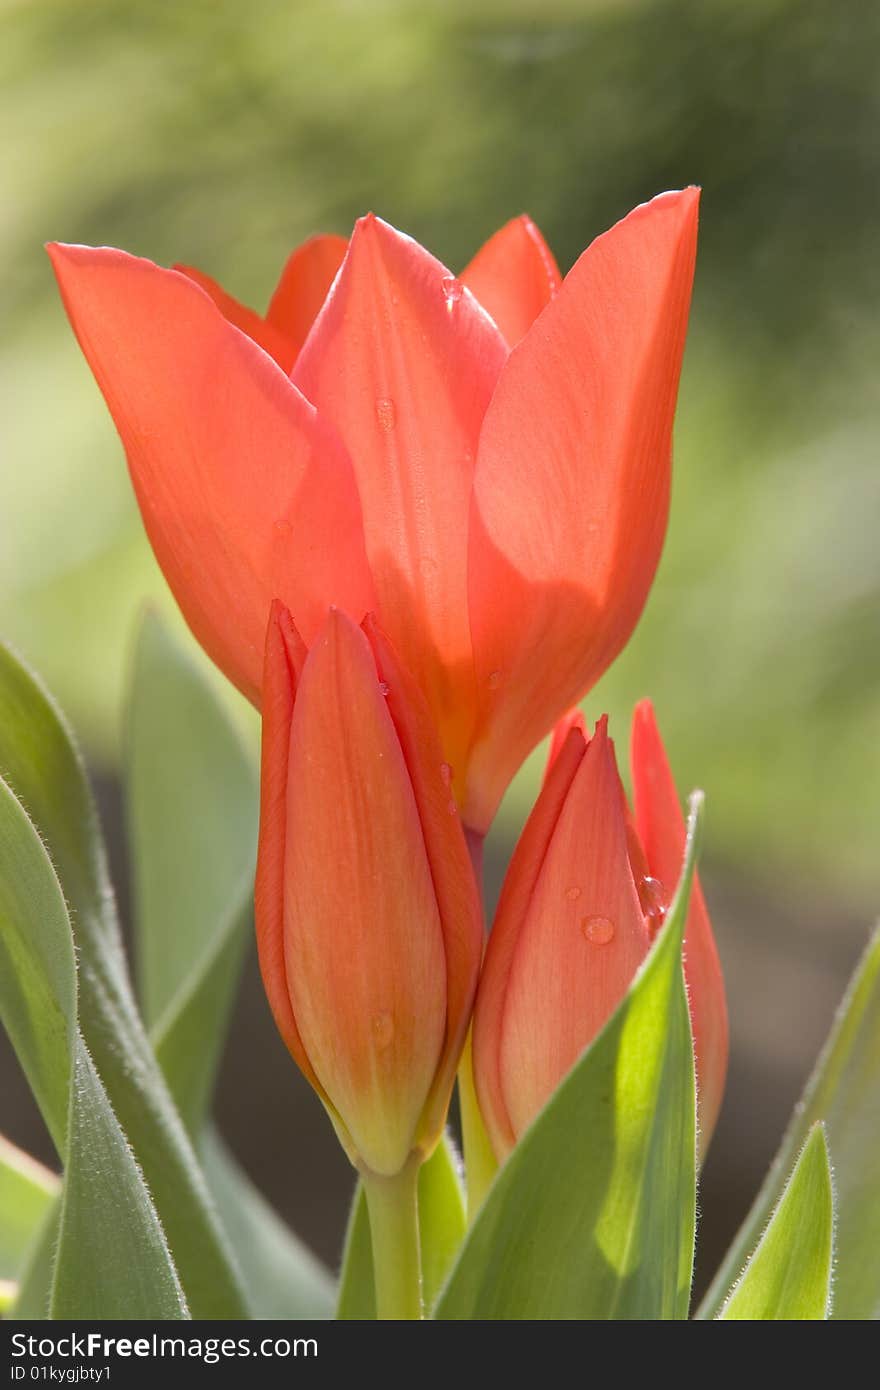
[580,914,616,946]
[378,680,390,697]
[273,518,293,540]
[565,885,582,901]
[440,762,454,786]
[447,799,457,816]
[639,875,667,926]
[371,1011,394,1050]
[375,397,397,431]
[487,669,502,690]
[441,274,463,309]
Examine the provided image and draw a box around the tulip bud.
[473,717,651,1157]
[474,707,728,1159]
[255,603,482,1178]
[631,699,728,1152]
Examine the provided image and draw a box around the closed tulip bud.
[256,602,482,1178]
[474,707,728,1160]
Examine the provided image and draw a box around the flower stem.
[458,1029,498,1222]
[362,1157,423,1320]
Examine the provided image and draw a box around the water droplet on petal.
[371,1011,394,1050]
[375,397,396,431]
[487,669,502,690]
[273,518,293,540]
[565,885,582,901]
[440,762,454,786]
[580,915,616,946]
[441,274,463,309]
[639,875,667,927]
[447,799,457,816]
[378,680,390,697]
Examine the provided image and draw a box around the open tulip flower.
[473,701,728,1167]
[48,188,698,834]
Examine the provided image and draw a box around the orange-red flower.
[473,703,727,1160]
[48,190,698,831]
[256,602,482,1177]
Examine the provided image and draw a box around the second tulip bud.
[473,708,727,1163]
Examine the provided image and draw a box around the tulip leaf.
[699,922,880,1321]
[418,1134,467,1309]
[336,1184,373,1320]
[126,611,258,1134]
[0,1137,58,1287]
[0,775,188,1318]
[51,1036,189,1319]
[435,795,702,1321]
[10,1203,60,1319]
[337,1134,467,1319]
[200,1129,335,1319]
[0,638,246,1317]
[0,775,76,1153]
[718,1124,834,1320]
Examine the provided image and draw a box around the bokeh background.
[2,0,878,1299]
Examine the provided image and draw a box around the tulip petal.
[497,720,651,1141]
[284,610,448,1177]
[631,699,728,1150]
[173,263,297,372]
[473,726,586,1157]
[461,215,561,347]
[364,615,483,1147]
[466,189,700,832]
[544,706,588,782]
[48,244,374,705]
[293,215,508,780]
[255,602,320,1088]
[266,233,348,360]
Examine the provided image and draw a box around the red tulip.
[48,189,698,832]
[473,704,727,1160]
[256,602,482,1177]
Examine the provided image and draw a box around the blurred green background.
[2,0,878,1290]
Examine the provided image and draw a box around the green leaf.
[0,774,76,1152]
[0,1136,58,1284]
[418,1136,466,1310]
[11,1203,60,1319]
[51,1038,189,1319]
[201,1129,335,1320]
[0,776,187,1318]
[126,612,258,1134]
[719,1124,834,1320]
[0,639,246,1317]
[336,1184,373,1320]
[435,795,702,1321]
[699,923,880,1320]
[337,1135,467,1319]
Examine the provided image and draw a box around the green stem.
[458,1029,498,1222]
[362,1157,423,1320]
